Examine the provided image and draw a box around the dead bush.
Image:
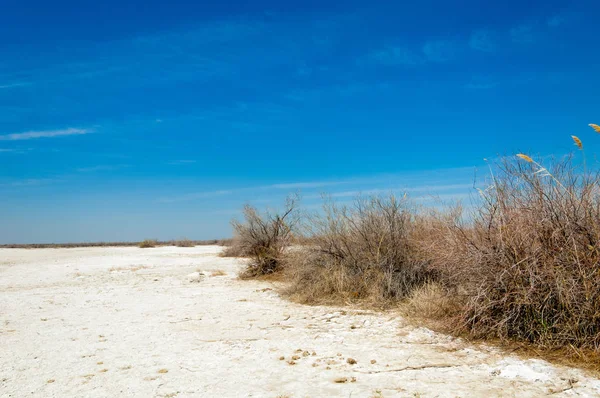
[433,154,600,350]
[401,282,462,320]
[220,239,251,257]
[173,238,195,247]
[138,239,158,248]
[232,195,300,278]
[285,194,436,305]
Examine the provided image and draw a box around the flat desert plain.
[1,246,599,397]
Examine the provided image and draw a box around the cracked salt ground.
[1,246,600,397]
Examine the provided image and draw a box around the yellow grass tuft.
[138,239,158,248]
[516,153,533,163]
[572,135,583,150]
[210,270,227,277]
[589,123,600,133]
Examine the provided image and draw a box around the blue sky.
[1,0,599,243]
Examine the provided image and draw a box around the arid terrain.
[1,246,599,397]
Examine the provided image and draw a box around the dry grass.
[232,195,300,278]
[173,238,195,247]
[431,154,600,350]
[210,270,227,277]
[138,239,158,248]
[284,195,435,306]
[232,123,600,362]
[109,265,150,272]
[220,241,250,258]
[400,282,462,321]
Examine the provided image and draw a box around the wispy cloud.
[76,164,127,173]
[157,190,233,203]
[547,15,565,28]
[469,30,495,53]
[0,128,92,141]
[156,169,477,204]
[465,77,499,90]
[422,40,457,63]
[0,81,33,89]
[465,82,498,90]
[510,24,536,44]
[365,46,425,66]
[305,183,474,200]
[167,160,197,165]
[0,178,60,187]
[265,180,347,190]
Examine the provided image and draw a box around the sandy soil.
[1,246,599,398]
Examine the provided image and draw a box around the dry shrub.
[220,240,251,257]
[285,195,435,305]
[434,155,600,350]
[232,195,300,278]
[138,239,158,248]
[401,282,462,320]
[173,238,195,247]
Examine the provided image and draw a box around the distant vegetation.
[138,239,158,248]
[231,123,600,360]
[1,239,227,249]
[173,238,196,247]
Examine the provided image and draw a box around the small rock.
[187,272,204,283]
[47,379,55,383]
[333,377,348,383]
[311,351,317,356]
[347,358,357,365]
[279,356,285,361]
[288,360,296,365]
[302,351,310,357]
[370,359,377,364]
[292,355,300,361]
[350,377,357,383]
[157,369,168,374]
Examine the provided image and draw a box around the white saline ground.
[1,246,599,398]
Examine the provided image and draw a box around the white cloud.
[76,165,127,172]
[305,183,474,200]
[510,24,535,44]
[156,190,233,203]
[265,180,346,190]
[366,46,425,66]
[167,160,197,165]
[0,178,59,187]
[422,40,456,63]
[469,30,495,52]
[0,81,32,89]
[547,15,565,27]
[0,128,92,141]
[465,78,499,90]
[155,168,478,204]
